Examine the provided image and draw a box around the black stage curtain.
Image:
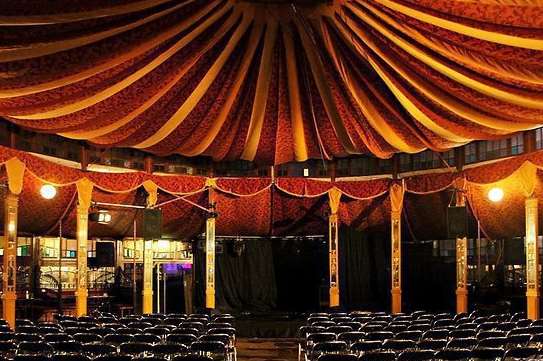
[339,226,390,311]
[403,242,455,312]
[194,238,328,313]
[194,239,277,312]
[193,241,205,311]
[272,238,328,312]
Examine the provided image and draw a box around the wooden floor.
[236,338,299,361]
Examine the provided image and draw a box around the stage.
[230,313,306,338]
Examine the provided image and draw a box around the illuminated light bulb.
[40,184,57,199]
[8,222,15,233]
[488,187,504,203]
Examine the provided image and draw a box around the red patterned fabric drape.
[405,171,458,194]
[159,191,208,240]
[465,150,543,184]
[275,178,331,197]
[338,194,390,232]
[216,188,271,236]
[4,144,543,238]
[271,192,328,236]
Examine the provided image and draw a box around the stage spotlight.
[89,210,112,224]
[40,184,57,199]
[488,187,504,203]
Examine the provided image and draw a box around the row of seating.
[0,313,236,361]
[299,311,543,361]
[314,347,543,361]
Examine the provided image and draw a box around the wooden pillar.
[80,145,89,172]
[456,237,468,314]
[390,183,404,314]
[8,125,16,149]
[392,154,399,180]
[524,130,536,154]
[526,197,540,320]
[75,204,89,316]
[144,156,153,174]
[3,192,18,329]
[142,239,154,314]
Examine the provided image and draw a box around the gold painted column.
[3,193,18,329]
[526,197,539,320]
[390,183,404,314]
[142,239,154,314]
[328,188,341,307]
[206,180,217,309]
[205,215,216,309]
[75,204,89,316]
[3,158,25,329]
[75,179,93,317]
[456,237,468,314]
[142,181,159,315]
[455,182,468,314]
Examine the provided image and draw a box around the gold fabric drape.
[0,1,541,164]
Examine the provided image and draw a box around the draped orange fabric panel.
[0,0,542,164]
[3,145,543,238]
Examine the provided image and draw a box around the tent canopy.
[0,0,542,164]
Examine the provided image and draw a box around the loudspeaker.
[143,209,162,240]
[447,206,467,239]
[504,238,524,265]
[95,242,115,267]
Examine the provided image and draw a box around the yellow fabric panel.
[359,1,543,88]
[295,17,358,155]
[0,0,175,25]
[0,1,223,98]
[282,25,309,162]
[76,178,94,209]
[205,178,218,189]
[347,2,543,110]
[134,10,254,149]
[183,21,266,156]
[0,0,197,63]
[369,0,543,50]
[61,7,240,141]
[142,180,158,207]
[518,162,538,198]
[11,2,233,120]
[336,11,539,131]
[390,182,405,215]
[328,187,342,214]
[334,19,468,143]
[450,1,543,5]
[241,21,279,161]
[321,21,424,153]
[4,158,25,195]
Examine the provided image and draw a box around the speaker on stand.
[142,209,163,240]
[447,206,467,239]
